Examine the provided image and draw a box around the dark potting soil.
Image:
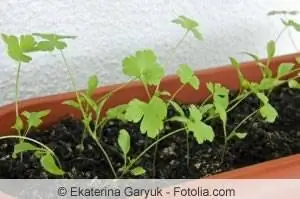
[0,84,300,179]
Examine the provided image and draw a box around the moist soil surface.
[0,84,300,179]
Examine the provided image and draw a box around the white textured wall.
[1,0,300,105]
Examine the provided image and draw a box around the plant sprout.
[1,33,64,175]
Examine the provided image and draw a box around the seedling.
[117,129,146,177]
[0,136,64,175]
[267,10,300,51]
[29,33,118,178]
[1,33,65,175]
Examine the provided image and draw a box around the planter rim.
[0,52,299,179]
[1,52,299,114]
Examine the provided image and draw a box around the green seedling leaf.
[1,34,33,63]
[257,62,273,77]
[87,75,98,96]
[169,101,185,116]
[125,99,146,123]
[82,113,92,128]
[260,103,278,123]
[241,52,260,61]
[187,119,214,144]
[22,110,50,129]
[189,104,202,121]
[277,63,295,77]
[140,97,167,138]
[198,104,214,115]
[95,96,109,117]
[235,132,248,139]
[172,16,203,40]
[281,19,300,32]
[106,104,128,120]
[118,129,130,155]
[62,100,80,109]
[122,49,164,85]
[207,82,229,109]
[169,116,190,123]
[125,97,167,138]
[191,29,203,40]
[255,92,269,104]
[229,57,240,69]
[177,64,200,89]
[288,79,300,89]
[259,78,277,90]
[33,33,76,51]
[229,57,247,87]
[80,93,98,112]
[13,116,24,131]
[187,105,214,144]
[267,40,276,60]
[12,142,42,158]
[20,35,37,52]
[130,167,146,176]
[40,153,64,175]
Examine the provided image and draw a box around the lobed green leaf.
[259,103,278,123]
[106,104,128,120]
[122,50,164,85]
[22,110,50,129]
[177,64,200,90]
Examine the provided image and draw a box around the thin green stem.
[200,94,212,107]
[275,26,288,44]
[152,142,158,177]
[120,127,186,177]
[169,84,185,102]
[227,92,251,113]
[15,62,22,137]
[15,62,21,118]
[204,92,250,122]
[220,120,227,163]
[186,132,190,168]
[221,109,259,163]
[169,30,189,64]
[96,80,135,103]
[60,50,116,177]
[0,135,63,169]
[230,109,259,137]
[288,29,300,52]
[154,30,190,96]
[92,135,117,178]
[143,83,151,100]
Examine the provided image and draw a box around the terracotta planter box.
[0,53,299,179]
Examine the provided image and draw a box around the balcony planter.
[0,53,299,179]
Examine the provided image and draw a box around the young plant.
[0,136,64,176]
[117,129,145,177]
[1,33,65,175]
[30,33,118,178]
[106,16,205,176]
[267,10,300,52]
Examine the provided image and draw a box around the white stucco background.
[1,0,300,106]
